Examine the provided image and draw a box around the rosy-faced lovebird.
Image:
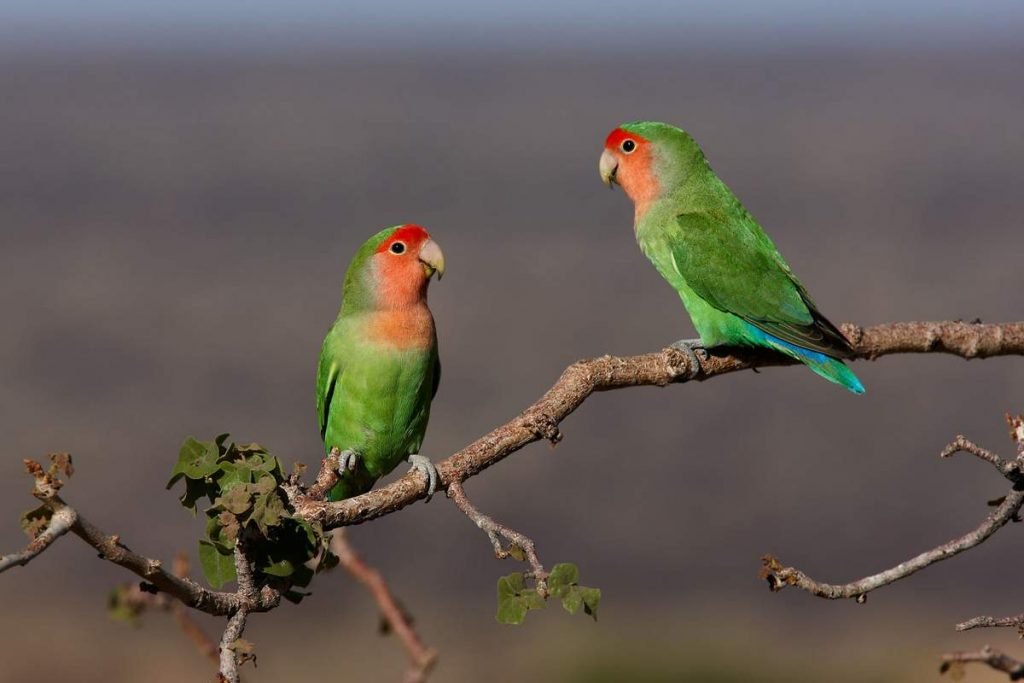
[316,224,445,502]
[599,121,864,393]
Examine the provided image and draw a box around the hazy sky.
[3,0,1023,52]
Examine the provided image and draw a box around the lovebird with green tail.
[316,224,445,502]
[599,121,864,393]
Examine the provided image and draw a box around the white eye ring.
[390,242,406,255]
[621,139,637,154]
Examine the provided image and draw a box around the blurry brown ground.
[0,48,1022,681]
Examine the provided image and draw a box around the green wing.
[671,211,853,358]
[316,331,343,441]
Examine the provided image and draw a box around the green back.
[629,121,853,357]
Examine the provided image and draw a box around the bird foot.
[333,448,360,475]
[669,338,707,371]
[407,454,439,502]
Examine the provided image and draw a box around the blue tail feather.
[747,327,865,394]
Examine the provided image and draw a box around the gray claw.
[407,454,438,502]
[669,338,706,371]
[336,449,360,475]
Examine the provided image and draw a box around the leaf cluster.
[496,562,601,625]
[168,435,329,598]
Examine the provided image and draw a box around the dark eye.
[621,139,636,153]
[390,242,406,254]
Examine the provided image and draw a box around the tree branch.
[218,540,256,683]
[760,488,1024,600]
[287,321,1024,531]
[762,419,1024,601]
[217,606,249,683]
[71,502,279,616]
[941,646,1024,680]
[330,531,437,683]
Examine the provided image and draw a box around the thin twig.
[761,488,1024,600]
[941,435,1023,481]
[70,502,279,616]
[763,420,1024,601]
[0,506,76,572]
[330,531,437,683]
[957,614,1024,632]
[288,321,1024,531]
[447,480,548,594]
[941,646,1024,680]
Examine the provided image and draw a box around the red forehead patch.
[376,224,430,253]
[605,127,646,150]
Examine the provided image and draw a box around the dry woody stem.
[447,480,549,594]
[331,531,437,683]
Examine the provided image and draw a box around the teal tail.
[754,330,865,394]
[799,353,865,394]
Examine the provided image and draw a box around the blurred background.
[1,1,1023,680]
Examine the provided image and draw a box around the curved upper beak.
[418,238,445,280]
[599,149,619,188]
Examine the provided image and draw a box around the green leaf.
[250,492,285,534]
[198,540,236,589]
[520,588,545,611]
[497,572,526,600]
[547,563,579,598]
[507,544,526,561]
[260,558,296,577]
[496,596,529,625]
[579,586,601,621]
[178,477,211,514]
[168,437,221,487]
[217,462,253,490]
[561,586,583,614]
[216,486,253,515]
[496,573,544,625]
[254,475,277,495]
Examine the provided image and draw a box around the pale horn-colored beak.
[599,149,619,188]
[418,238,445,280]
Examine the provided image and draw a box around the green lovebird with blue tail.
[316,224,445,502]
[599,121,864,394]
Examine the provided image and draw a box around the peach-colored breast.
[365,305,435,350]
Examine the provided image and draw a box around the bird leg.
[669,338,707,372]
[406,454,439,503]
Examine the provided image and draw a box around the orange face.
[372,225,445,309]
[600,128,660,216]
